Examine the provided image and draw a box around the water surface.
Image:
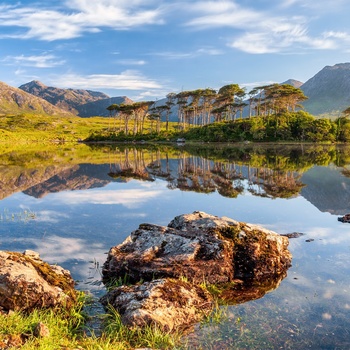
[1,143,350,349]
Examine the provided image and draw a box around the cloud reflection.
[36,210,69,223]
[49,189,162,208]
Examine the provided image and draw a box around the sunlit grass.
[0,294,183,349]
[0,208,36,222]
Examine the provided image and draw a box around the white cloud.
[36,210,70,223]
[184,1,346,54]
[30,234,105,264]
[153,47,224,59]
[52,70,163,91]
[2,54,65,68]
[0,1,164,41]
[116,59,147,66]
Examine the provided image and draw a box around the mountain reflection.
[2,144,350,212]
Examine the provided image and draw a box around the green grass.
[0,295,182,349]
[0,113,180,144]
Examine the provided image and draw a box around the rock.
[338,214,350,223]
[102,211,292,285]
[33,322,50,338]
[281,232,305,239]
[100,278,213,331]
[0,250,77,312]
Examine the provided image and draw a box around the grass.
[0,294,183,349]
[0,208,36,222]
[0,113,180,144]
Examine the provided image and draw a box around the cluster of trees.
[100,82,350,143]
[105,83,308,135]
[184,111,350,143]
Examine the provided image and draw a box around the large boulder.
[0,250,77,312]
[100,278,213,331]
[102,211,292,285]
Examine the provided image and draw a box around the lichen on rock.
[100,278,213,331]
[0,250,77,313]
[101,211,292,331]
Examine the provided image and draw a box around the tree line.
[98,82,350,143]
[105,83,308,133]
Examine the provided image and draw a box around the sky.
[1,0,350,101]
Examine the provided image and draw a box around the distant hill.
[0,81,74,117]
[19,80,132,117]
[282,79,303,88]
[300,63,350,116]
[76,96,133,117]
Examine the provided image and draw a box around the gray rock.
[100,278,213,331]
[103,211,292,285]
[0,250,77,312]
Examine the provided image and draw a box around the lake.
[1,143,350,349]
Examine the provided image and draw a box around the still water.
[1,143,350,349]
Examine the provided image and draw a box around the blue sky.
[1,0,350,101]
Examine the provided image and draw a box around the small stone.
[23,250,40,260]
[34,322,50,338]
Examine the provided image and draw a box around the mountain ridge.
[2,62,350,118]
[0,81,74,117]
[300,63,350,115]
[19,80,132,117]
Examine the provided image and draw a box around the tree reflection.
[106,146,307,199]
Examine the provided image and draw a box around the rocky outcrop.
[0,250,77,312]
[100,278,213,331]
[338,213,350,223]
[103,211,292,285]
[102,211,292,331]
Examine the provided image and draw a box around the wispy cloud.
[2,54,65,68]
[0,1,164,41]
[52,70,163,91]
[184,1,344,54]
[153,47,224,59]
[116,59,147,66]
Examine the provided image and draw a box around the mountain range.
[1,62,350,118]
[19,80,132,117]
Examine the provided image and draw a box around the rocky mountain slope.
[0,81,73,117]
[300,63,350,115]
[283,79,303,88]
[19,80,132,117]
[76,96,133,117]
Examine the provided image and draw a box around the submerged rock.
[100,278,213,331]
[0,250,77,312]
[103,211,292,285]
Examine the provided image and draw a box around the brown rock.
[102,211,292,285]
[33,322,50,338]
[0,250,77,312]
[100,278,213,331]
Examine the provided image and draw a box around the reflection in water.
[106,146,307,199]
[2,144,350,347]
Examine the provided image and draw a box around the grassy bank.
[0,293,182,349]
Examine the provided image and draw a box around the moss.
[8,252,77,306]
[216,225,241,241]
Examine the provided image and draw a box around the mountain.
[301,166,350,215]
[0,81,73,116]
[282,79,303,88]
[300,63,350,115]
[76,96,133,117]
[19,80,132,117]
